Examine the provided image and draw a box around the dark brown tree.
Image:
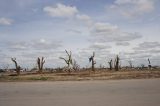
[11,58,21,75]
[148,58,152,70]
[89,52,96,72]
[114,55,120,71]
[108,59,113,70]
[37,57,45,73]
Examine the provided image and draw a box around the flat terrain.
[1,70,160,81]
[0,79,160,106]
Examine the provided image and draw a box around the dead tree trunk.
[89,52,96,73]
[11,58,21,76]
[114,55,120,71]
[108,59,113,70]
[37,57,45,73]
[148,58,152,70]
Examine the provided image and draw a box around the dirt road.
[0,79,160,106]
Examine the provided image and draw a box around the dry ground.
[1,69,160,81]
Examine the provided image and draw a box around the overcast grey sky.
[0,0,160,68]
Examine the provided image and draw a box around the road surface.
[0,79,160,106]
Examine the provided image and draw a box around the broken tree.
[148,58,152,70]
[59,50,73,73]
[37,57,45,73]
[11,58,21,75]
[89,52,96,72]
[108,59,113,70]
[114,55,120,71]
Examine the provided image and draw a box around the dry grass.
[1,69,160,82]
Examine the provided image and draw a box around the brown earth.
[1,69,160,82]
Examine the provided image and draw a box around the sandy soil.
[0,79,160,106]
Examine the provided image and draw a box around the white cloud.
[0,18,13,26]
[43,3,78,18]
[76,14,93,26]
[76,14,91,21]
[110,0,155,18]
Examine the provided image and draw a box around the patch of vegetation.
[0,74,6,79]
[9,77,19,81]
[29,76,48,81]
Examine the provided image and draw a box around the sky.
[0,0,160,69]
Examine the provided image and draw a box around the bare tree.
[59,50,73,73]
[89,52,96,72]
[108,59,113,70]
[3,64,9,72]
[11,58,21,75]
[148,58,152,70]
[73,60,80,71]
[37,57,45,73]
[114,55,120,71]
[128,60,133,69]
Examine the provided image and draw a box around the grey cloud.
[0,49,67,68]
[133,42,160,52]
[124,50,153,58]
[31,39,62,50]
[130,54,152,59]
[89,43,111,50]
[67,29,82,34]
[0,17,13,26]
[8,41,29,51]
[6,39,62,51]
[116,42,130,46]
[121,42,160,62]
[124,51,145,56]
[148,49,160,54]
[109,0,155,18]
[90,22,142,43]
[137,42,160,49]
